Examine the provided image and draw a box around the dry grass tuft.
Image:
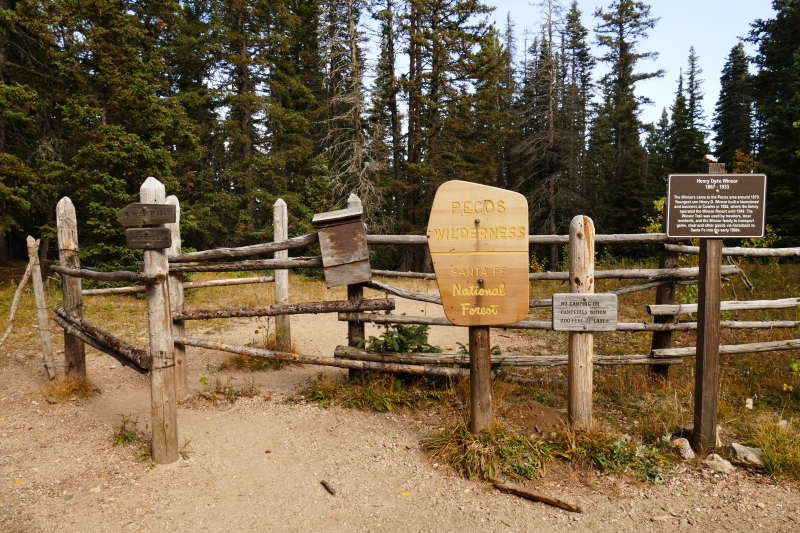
[747,415,800,480]
[34,376,94,403]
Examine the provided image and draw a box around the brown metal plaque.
[125,228,172,249]
[666,174,766,238]
[117,203,176,226]
[552,294,618,332]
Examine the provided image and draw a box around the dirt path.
[2,285,800,532]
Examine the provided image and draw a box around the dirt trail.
[1,285,799,532]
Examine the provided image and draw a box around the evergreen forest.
[1,0,798,271]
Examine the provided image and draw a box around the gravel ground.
[2,289,799,532]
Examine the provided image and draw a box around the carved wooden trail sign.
[117,203,176,226]
[427,181,529,326]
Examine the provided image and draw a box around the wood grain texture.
[166,195,188,400]
[568,215,594,431]
[323,260,372,288]
[141,177,179,465]
[273,199,291,352]
[469,326,493,434]
[56,197,86,378]
[125,227,172,249]
[27,237,55,380]
[427,181,529,326]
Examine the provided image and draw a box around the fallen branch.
[491,478,583,513]
[0,252,36,348]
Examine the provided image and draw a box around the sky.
[486,0,776,134]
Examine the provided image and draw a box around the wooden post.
[166,195,188,400]
[56,197,86,379]
[568,215,595,431]
[27,236,56,380]
[469,325,493,434]
[693,158,725,454]
[273,199,292,352]
[141,177,179,465]
[346,194,366,380]
[650,209,679,382]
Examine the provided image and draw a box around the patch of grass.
[111,414,152,463]
[34,376,94,403]
[218,354,286,372]
[356,323,442,353]
[553,427,673,483]
[747,416,800,480]
[298,372,457,412]
[426,422,553,481]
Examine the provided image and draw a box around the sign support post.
[469,326,492,434]
[567,215,595,431]
[693,158,725,454]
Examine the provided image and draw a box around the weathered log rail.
[169,232,320,262]
[334,346,682,367]
[83,276,275,296]
[169,257,323,273]
[662,243,800,257]
[653,338,800,358]
[51,265,165,285]
[53,306,152,372]
[173,298,395,321]
[649,297,800,316]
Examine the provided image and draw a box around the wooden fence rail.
[663,243,800,257]
[649,297,800,316]
[82,276,275,296]
[653,338,800,358]
[333,346,683,367]
[54,307,152,371]
[169,257,322,272]
[51,265,165,285]
[173,298,395,321]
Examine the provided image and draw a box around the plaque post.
[693,157,725,454]
[469,325,493,434]
[567,215,595,431]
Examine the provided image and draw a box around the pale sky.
[487,0,776,139]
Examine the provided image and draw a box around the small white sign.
[552,294,618,332]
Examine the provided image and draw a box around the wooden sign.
[666,174,766,238]
[312,207,371,288]
[427,181,529,326]
[117,203,176,226]
[552,294,618,332]
[126,228,172,249]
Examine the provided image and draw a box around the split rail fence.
[36,177,800,464]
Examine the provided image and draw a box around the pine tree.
[645,108,670,193]
[588,0,663,235]
[749,0,800,245]
[712,42,753,168]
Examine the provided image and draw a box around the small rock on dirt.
[671,437,695,459]
[745,398,753,410]
[702,454,735,474]
[729,443,765,467]
[777,420,789,431]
